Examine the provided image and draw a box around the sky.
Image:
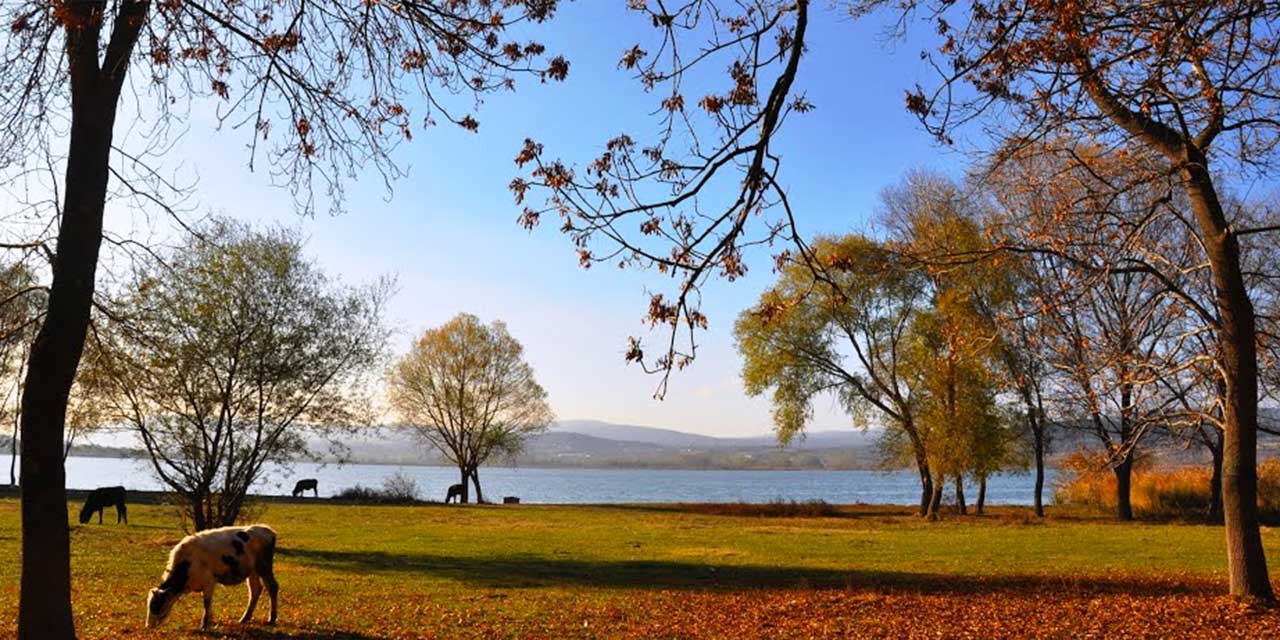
[75,3,968,438]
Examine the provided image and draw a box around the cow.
[145,524,279,629]
[445,483,465,503]
[291,478,318,498]
[79,486,127,525]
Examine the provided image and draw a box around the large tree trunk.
[1183,158,1274,601]
[954,474,967,515]
[976,475,987,515]
[18,4,146,638]
[1114,454,1134,521]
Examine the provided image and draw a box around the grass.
[2,499,1280,638]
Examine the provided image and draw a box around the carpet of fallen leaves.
[29,574,1280,639]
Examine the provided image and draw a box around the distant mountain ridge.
[53,420,885,470]
[334,420,883,469]
[550,419,876,450]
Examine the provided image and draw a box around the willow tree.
[388,314,552,504]
[866,0,1280,600]
[736,235,933,514]
[0,1,565,634]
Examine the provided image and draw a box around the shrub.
[381,472,421,501]
[332,473,421,504]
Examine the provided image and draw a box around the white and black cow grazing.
[146,524,279,629]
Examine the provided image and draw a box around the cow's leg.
[97,508,103,525]
[202,590,214,629]
[240,575,262,623]
[263,571,279,625]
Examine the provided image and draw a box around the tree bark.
[926,476,944,521]
[469,466,485,504]
[458,466,470,504]
[1114,454,1134,521]
[976,475,987,515]
[954,474,967,515]
[1181,159,1274,600]
[19,3,147,637]
[919,468,933,518]
[1209,428,1225,523]
[1030,410,1046,517]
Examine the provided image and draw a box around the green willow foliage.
[89,219,390,530]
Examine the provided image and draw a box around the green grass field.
[2,499,1280,638]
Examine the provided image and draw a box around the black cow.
[291,479,318,498]
[445,483,465,504]
[80,486,127,525]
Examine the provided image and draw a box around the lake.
[49,455,1056,505]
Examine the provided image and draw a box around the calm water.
[50,455,1055,505]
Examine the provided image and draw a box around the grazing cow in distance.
[445,483,465,503]
[79,486,127,525]
[291,478,318,498]
[145,524,279,629]
[502,496,520,504]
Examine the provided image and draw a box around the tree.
[0,262,42,486]
[736,235,934,514]
[515,0,810,397]
[1,1,566,633]
[881,172,1013,519]
[89,220,388,530]
[870,0,1280,600]
[388,314,552,504]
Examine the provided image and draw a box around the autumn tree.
[736,234,934,514]
[867,0,1280,599]
[388,314,552,504]
[88,220,389,530]
[515,0,811,397]
[881,171,1018,519]
[0,1,566,634]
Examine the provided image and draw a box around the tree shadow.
[277,547,1215,596]
[200,624,389,640]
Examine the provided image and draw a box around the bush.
[1053,451,1280,521]
[381,472,420,501]
[333,473,421,504]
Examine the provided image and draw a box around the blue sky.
[106,3,964,437]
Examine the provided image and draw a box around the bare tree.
[515,0,811,397]
[388,313,552,504]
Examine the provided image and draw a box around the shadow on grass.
[277,547,1214,596]
[200,625,387,640]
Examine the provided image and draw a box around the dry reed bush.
[1054,451,1280,520]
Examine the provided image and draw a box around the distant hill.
[550,419,877,451]
[328,421,884,470]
